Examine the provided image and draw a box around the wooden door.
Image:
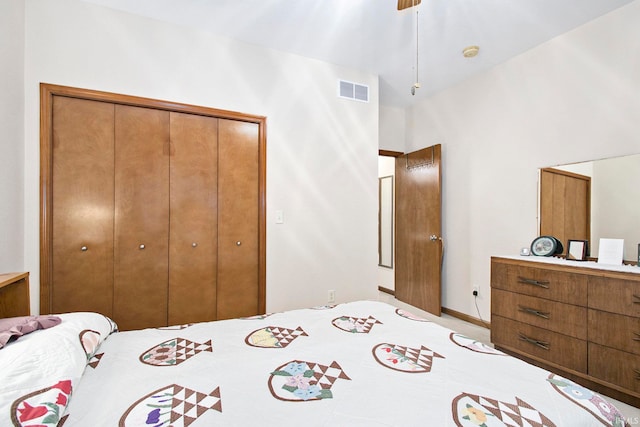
[113,105,170,330]
[168,112,218,325]
[217,119,260,319]
[539,168,591,254]
[51,97,115,315]
[395,144,442,316]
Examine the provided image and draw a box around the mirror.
[378,175,394,268]
[539,153,640,263]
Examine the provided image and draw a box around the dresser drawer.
[491,260,587,306]
[589,343,640,394]
[492,288,586,339]
[492,315,587,373]
[588,309,640,356]
[588,276,640,317]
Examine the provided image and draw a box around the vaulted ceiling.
[82,0,634,108]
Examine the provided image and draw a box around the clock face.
[531,236,557,256]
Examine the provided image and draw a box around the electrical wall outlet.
[328,290,336,303]
[472,285,479,297]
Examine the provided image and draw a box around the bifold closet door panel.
[217,119,260,320]
[168,113,218,325]
[51,97,115,316]
[114,105,170,331]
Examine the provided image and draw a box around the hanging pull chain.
[411,2,421,95]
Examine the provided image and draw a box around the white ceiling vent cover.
[338,80,369,103]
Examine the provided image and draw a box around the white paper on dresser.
[597,238,624,265]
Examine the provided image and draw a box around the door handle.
[428,235,445,269]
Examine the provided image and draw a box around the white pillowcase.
[0,312,116,426]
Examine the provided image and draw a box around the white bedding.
[1,300,630,426]
[0,312,116,426]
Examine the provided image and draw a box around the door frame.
[378,150,403,296]
[39,83,267,315]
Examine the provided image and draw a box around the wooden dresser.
[491,256,640,407]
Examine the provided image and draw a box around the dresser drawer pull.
[634,332,640,342]
[635,369,640,380]
[633,294,640,304]
[519,333,550,350]
[517,277,550,289]
[518,305,550,319]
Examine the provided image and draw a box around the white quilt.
[1,300,630,426]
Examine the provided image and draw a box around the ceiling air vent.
[338,80,369,103]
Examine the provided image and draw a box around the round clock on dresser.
[530,235,563,256]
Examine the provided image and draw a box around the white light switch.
[275,210,284,224]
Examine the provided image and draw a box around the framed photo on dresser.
[567,240,588,261]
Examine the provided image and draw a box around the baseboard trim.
[377,286,490,330]
[378,286,395,296]
[442,307,490,330]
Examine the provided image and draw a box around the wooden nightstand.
[0,272,30,318]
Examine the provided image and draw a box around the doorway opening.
[378,154,396,293]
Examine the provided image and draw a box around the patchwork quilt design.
[119,384,221,427]
[372,343,445,373]
[139,338,213,366]
[268,360,351,401]
[245,326,307,348]
[452,392,557,427]
[331,315,382,333]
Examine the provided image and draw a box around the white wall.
[406,0,640,320]
[0,0,25,273]
[22,0,379,314]
[379,105,405,152]
[378,105,403,292]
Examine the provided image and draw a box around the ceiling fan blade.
[397,0,421,11]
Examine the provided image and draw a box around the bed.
[0,299,630,426]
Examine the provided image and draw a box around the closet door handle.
[518,333,550,350]
[517,276,550,289]
[518,305,550,319]
[139,244,145,250]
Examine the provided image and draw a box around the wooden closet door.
[217,119,260,319]
[539,168,591,253]
[51,97,115,315]
[168,112,218,325]
[113,105,170,330]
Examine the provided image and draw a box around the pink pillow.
[0,315,62,348]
